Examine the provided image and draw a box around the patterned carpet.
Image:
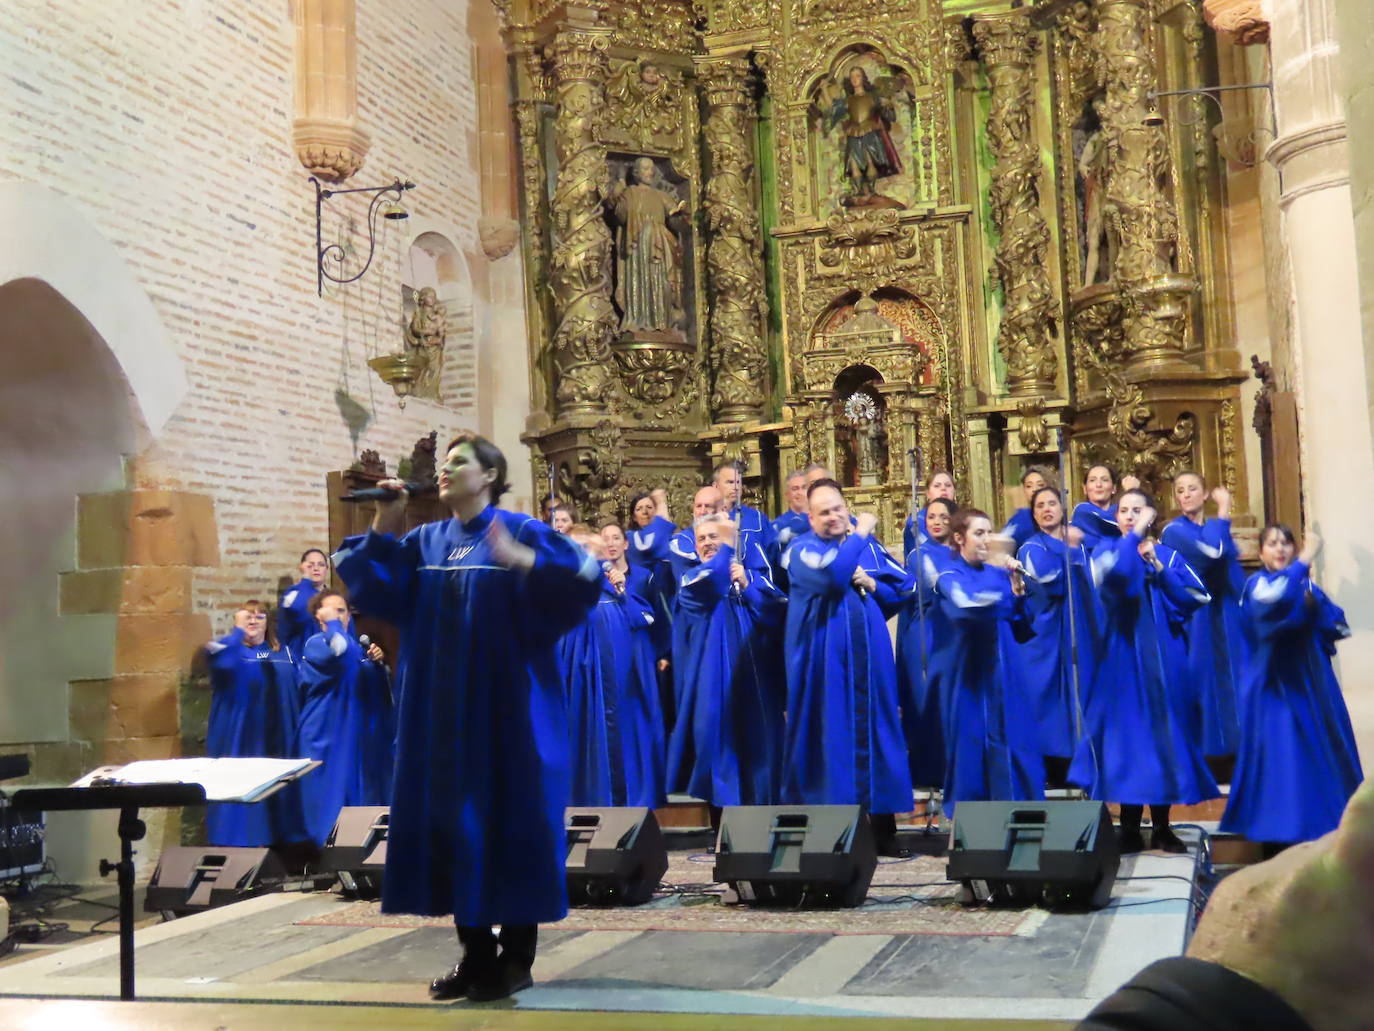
[295,852,1043,937]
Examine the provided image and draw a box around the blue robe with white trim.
[1002,507,1037,553]
[561,565,666,808]
[896,542,957,788]
[276,578,319,663]
[203,629,308,846]
[902,506,931,561]
[334,507,600,924]
[1018,531,1104,759]
[1160,516,1250,756]
[628,514,676,660]
[1070,501,1120,554]
[296,620,395,845]
[1069,531,1220,805]
[667,543,786,806]
[1220,564,1362,843]
[780,531,914,814]
[771,509,810,551]
[930,556,1044,812]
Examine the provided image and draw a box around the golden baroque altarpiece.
[500,0,1248,535]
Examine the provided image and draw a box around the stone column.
[974,13,1058,397]
[697,56,768,423]
[1095,0,1194,367]
[547,25,618,417]
[1264,0,1374,763]
[291,0,370,182]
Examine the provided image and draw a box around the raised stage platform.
[0,832,1206,1028]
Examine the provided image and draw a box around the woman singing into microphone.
[1018,487,1103,785]
[931,509,1043,813]
[1069,490,1219,853]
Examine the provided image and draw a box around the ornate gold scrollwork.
[975,13,1058,398]
[548,27,621,416]
[1017,397,1050,453]
[604,58,687,154]
[698,56,769,423]
[1099,368,1196,488]
[818,210,918,284]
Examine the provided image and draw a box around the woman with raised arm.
[931,509,1043,813]
[1070,489,1219,853]
[1071,465,1139,552]
[558,524,666,811]
[277,548,330,661]
[334,433,601,1003]
[1159,473,1250,761]
[903,470,956,559]
[203,600,307,849]
[1220,528,1363,847]
[1018,487,1104,785]
[896,496,958,791]
[1002,466,1054,553]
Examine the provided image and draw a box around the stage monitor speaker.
[946,800,1120,910]
[0,795,45,881]
[321,805,390,898]
[713,805,876,908]
[565,807,668,907]
[144,846,286,916]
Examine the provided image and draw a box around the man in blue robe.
[277,548,329,660]
[713,462,778,571]
[780,479,914,853]
[668,514,786,811]
[771,470,810,549]
[335,433,600,1003]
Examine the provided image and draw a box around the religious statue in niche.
[811,52,916,212]
[403,285,447,398]
[1076,97,1113,290]
[831,369,888,487]
[606,156,688,342]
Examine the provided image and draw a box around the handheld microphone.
[339,482,438,503]
[602,559,625,594]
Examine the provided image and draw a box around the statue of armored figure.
[607,156,688,340]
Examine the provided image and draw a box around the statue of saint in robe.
[608,157,686,338]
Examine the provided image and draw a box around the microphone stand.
[1056,427,1087,774]
[731,458,745,598]
[908,446,937,830]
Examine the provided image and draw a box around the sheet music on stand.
[69,757,318,803]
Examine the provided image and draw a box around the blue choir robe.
[667,543,786,806]
[896,542,957,788]
[1071,501,1120,553]
[297,620,396,846]
[780,532,914,814]
[334,507,601,924]
[1018,532,1104,760]
[203,629,308,846]
[277,578,320,661]
[1002,508,1037,552]
[628,515,677,659]
[902,506,931,561]
[1069,532,1220,805]
[731,503,779,571]
[931,557,1044,812]
[561,567,666,808]
[1220,563,1363,843]
[771,509,810,551]
[1160,516,1250,756]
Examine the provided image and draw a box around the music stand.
[8,783,207,1000]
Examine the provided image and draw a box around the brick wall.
[0,0,520,630]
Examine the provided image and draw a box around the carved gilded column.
[974,13,1058,397]
[291,0,371,181]
[697,56,768,423]
[1095,0,1194,366]
[548,26,619,416]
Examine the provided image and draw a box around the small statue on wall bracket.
[403,286,448,397]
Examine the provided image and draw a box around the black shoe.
[876,837,912,859]
[1118,827,1145,854]
[1151,826,1188,854]
[430,960,485,1001]
[466,963,534,1003]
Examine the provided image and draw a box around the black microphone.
[339,481,438,503]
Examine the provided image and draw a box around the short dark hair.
[1028,485,1063,514]
[445,432,509,502]
[806,477,845,499]
[1260,522,1296,548]
[1118,487,1155,509]
[926,496,958,517]
[1084,464,1119,487]
[300,548,328,564]
[550,503,574,519]
[712,462,740,483]
[307,591,348,619]
[948,507,991,547]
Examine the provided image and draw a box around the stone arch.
[0,182,188,434]
[403,222,476,415]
